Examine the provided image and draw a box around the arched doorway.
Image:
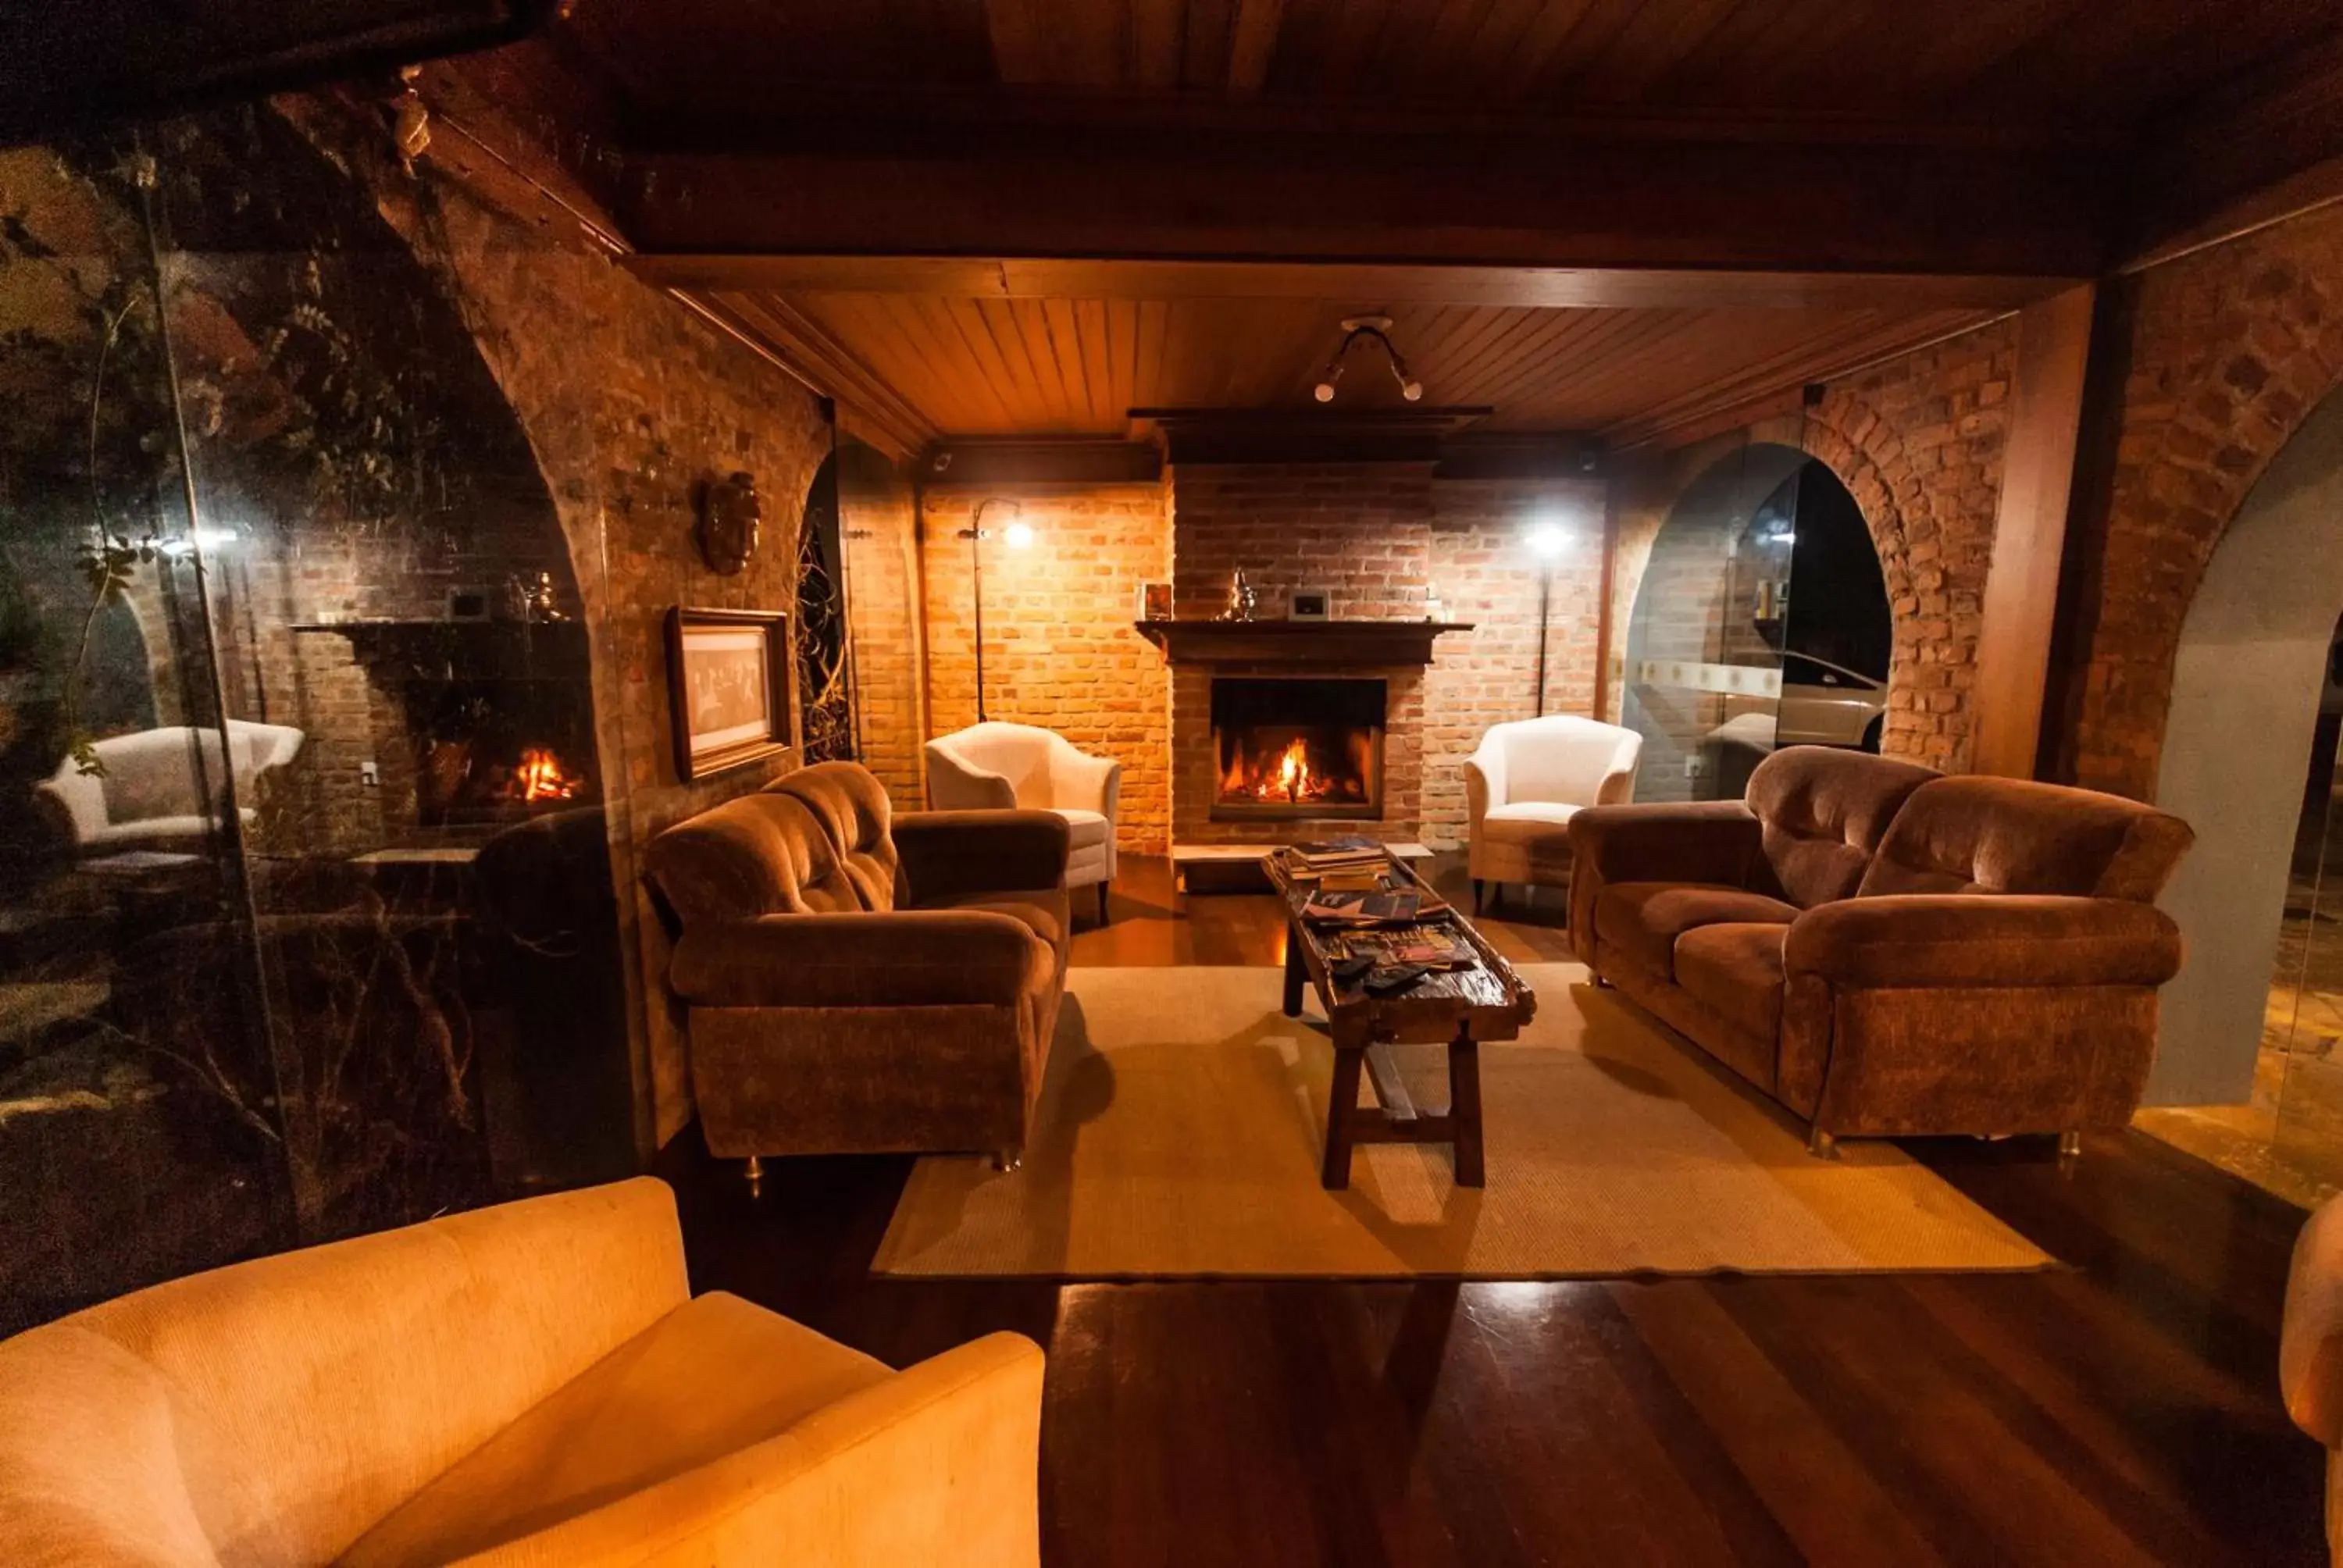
[1624,444,1891,802]
[2141,385,2343,1198]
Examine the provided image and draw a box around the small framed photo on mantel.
[665,607,796,780]
[1288,586,1334,622]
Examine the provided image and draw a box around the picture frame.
[1288,586,1333,622]
[664,607,796,780]
[1136,580,1174,621]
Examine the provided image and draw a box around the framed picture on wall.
[665,607,795,779]
[1289,586,1334,622]
[1136,581,1173,621]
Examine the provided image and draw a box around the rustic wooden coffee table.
[1265,851,1537,1189]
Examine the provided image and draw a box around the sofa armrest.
[2287,1197,2343,1449]
[1783,895,2182,989]
[894,810,1072,905]
[1566,801,1762,961]
[925,745,1018,812]
[670,911,1043,1009]
[491,1331,1046,1568]
[1567,801,1763,885]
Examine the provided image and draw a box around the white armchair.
[1464,715,1642,912]
[924,722,1122,923]
[34,719,305,857]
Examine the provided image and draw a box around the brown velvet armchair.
[1567,747,2195,1155]
[644,762,1071,1170]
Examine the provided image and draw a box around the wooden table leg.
[1321,1046,1362,1189]
[1449,1028,1485,1188]
[1282,918,1307,1017]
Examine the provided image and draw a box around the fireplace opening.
[409,678,599,827]
[1211,677,1385,821]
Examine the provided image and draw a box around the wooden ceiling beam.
[602,105,2112,280]
[697,291,936,459]
[622,255,2074,313]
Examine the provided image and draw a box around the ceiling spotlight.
[1311,314,1425,406]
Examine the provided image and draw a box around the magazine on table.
[1300,888,1450,927]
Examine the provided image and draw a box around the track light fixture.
[1311,315,1424,404]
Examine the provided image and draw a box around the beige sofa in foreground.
[0,1178,1043,1568]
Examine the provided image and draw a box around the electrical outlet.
[1683,755,1710,781]
[361,761,380,788]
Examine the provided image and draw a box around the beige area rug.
[872,964,2052,1278]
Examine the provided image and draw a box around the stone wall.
[2052,201,2343,797]
[919,482,1175,851]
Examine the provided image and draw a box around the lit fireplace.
[1211,676,1385,821]
[410,676,600,827]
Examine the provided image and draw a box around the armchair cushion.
[893,811,1072,907]
[1674,923,1788,1039]
[763,762,900,911]
[669,911,1050,1010]
[1784,894,2184,989]
[920,889,1069,953]
[1593,882,1798,980]
[644,791,876,926]
[1858,774,2193,901]
[339,1292,892,1568]
[1746,746,1937,908]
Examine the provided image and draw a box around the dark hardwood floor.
[656,855,2325,1566]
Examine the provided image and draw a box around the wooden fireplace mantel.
[1135,618,1474,666]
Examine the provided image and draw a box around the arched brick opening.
[1800,387,1992,772]
[2146,383,2343,1104]
[2070,254,2343,800]
[1621,441,1892,797]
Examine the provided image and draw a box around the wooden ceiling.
[465,2,2343,451]
[699,287,1988,447]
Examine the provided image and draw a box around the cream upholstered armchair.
[1464,714,1642,912]
[0,1178,1044,1568]
[926,721,1122,923]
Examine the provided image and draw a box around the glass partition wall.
[1621,429,1890,804]
[0,111,648,1330]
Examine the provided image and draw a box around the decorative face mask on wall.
[697,471,762,576]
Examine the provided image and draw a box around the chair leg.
[1472,878,1485,914]
[2058,1129,2082,1160]
[742,1154,765,1194]
[1806,1125,1839,1160]
[1097,882,1110,925]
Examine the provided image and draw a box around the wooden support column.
[1973,283,2096,778]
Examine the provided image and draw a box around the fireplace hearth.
[1211,676,1385,821]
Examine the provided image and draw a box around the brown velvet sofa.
[1566,747,2195,1153]
[644,761,1070,1167]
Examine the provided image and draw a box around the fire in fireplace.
[1211,676,1385,821]
[411,679,599,826]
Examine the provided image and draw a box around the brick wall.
[1168,463,1604,846]
[2052,202,2343,797]
[1803,324,2014,772]
[919,483,1175,851]
[1604,323,2014,779]
[295,97,834,1149]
